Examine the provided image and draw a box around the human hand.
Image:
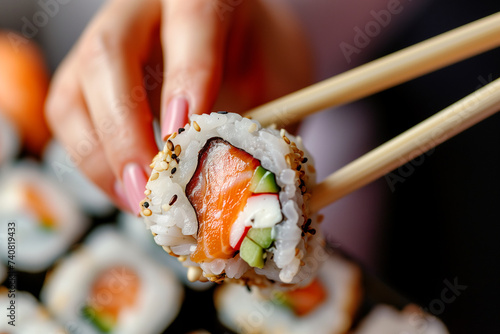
[45,0,312,215]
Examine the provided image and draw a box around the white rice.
[142,113,323,287]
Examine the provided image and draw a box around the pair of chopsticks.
[244,12,500,212]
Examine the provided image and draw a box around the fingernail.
[114,179,131,212]
[122,163,148,216]
[161,96,189,140]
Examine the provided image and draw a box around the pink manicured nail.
[122,163,148,216]
[114,179,131,212]
[161,96,189,140]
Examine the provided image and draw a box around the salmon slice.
[85,266,140,331]
[187,138,260,263]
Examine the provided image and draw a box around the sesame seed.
[187,266,203,282]
[149,162,155,169]
[280,129,285,137]
[171,154,177,160]
[162,246,171,253]
[154,163,164,171]
[166,155,172,163]
[167,140,174,151]
[285,155,292,166]
[193,121,201,132]
[143,201,150,208]
[169,194,178,206]
[297,165,301,171]
[302,157,308,163]
[248,123,258,133]
[144,189,151,196]
[309,228,316,235]
[217,111,228,114]
[161,204,170,212]
[142,208,152,216]
[178,127,185,134]
[171,167,177,175]
[174,145,181,156]
[178,256,187,262]
[169,132,177,139]
[160,161,169,170]
[285,134,292,142]
[150,173,159,181]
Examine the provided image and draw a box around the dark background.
[373,1,500,333]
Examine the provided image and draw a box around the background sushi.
[141,112,323,288]
[41,226,183,334]
[0,162,88,272]
[351,304,449,334]
[214,252,362,334]
[0,289,66,334]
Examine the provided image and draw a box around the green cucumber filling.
[240,227,274,268]
[82,306,114,333]
[250,166,280,193]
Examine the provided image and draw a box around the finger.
[45,60,130,212]
[160,0,233,139]
[77,0,161,214]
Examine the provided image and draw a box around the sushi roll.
[0,162,88,272]
[214,252,362,334]
[41,226,183,334]
[42,140,114,216]
[351,304,449,334]
[141,112,324,288]
[0,289,66,334]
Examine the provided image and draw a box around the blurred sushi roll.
[0,112,20,166]
[141,112,324,288]
[118,211,212,291]
[0,162,88,272]
[0,289,66,333]
[214,253,362,334]
[41,226,184,334]
[42,140,115,216]
[351,304,449,334]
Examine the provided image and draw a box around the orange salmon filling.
[280,278,328,316]
[87,266,140,325]
[187,138,260,263]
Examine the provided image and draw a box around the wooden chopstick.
[309,77,500,213]
[245,12,500,128]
